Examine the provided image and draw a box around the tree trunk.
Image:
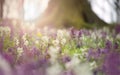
[0,0,4,19]
[37,0,108,28]
[115,0,120,24]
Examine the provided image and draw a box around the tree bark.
[0,0,4,19]
[37,0,108,28]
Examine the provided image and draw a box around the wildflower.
[17,47,23,56]
[61,38,66,45]
[89,61,97,69]
[115,25,120,34]
[116,34,120,39]
[0,26,11,37]
[48,46,60,63]
[61,55,71,63]
[22,33,29,46]
[52,39,59,46]
[114,42,119,49]
[41,36,49,43]
[74,63,92,75]
[105,40,112,49]
[65,55,80,69]
[37,32,42,37]
[14,37,19,46]
[47,63,63,75]
[35,40,39,45]
[24,40,29,46]
[103,51,120,75]
[22,33,27,41]
[57,30,64,38]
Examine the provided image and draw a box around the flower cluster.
[0,20,120,75]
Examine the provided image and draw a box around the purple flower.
[114,42,119,49]
[15,58,49,75]
[115,25,120,34]
[61,55,71,63]
[93,70,97,75]
[105,40,112,49]
[101,31,107,38]
[103,51,120,75]
[87,48,107,60]
[100,48,110,54]
[0,69,4,75]
[2,52,14,65]
[70,27,77,38]
[31,47,41,56]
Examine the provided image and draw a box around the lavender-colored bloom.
[101,31,107,38]
[93,70,98,75]
[31,47,40,56]
[103,51,120,75]
[105,40,112,49]
[87,49,98,59]
[0,69,4,75]
[87,48,104,60]
[70,27,77,38]
[115,25,120,34]
[61,55,71,63]
[2,52,14,65]
[114,42,119,49]
[87,49,93,60]
[15,58,49,75]
[100,48,110,54]
[78,31,82,37]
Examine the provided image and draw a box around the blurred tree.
[0,0,4,18]
[115,0,120,24]
[38,0,108,28]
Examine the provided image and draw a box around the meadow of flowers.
[0,20,120,75]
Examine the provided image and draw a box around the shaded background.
[0,0,120,28]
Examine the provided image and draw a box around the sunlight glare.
[24,0,50,21]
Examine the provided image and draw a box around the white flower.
[91,33,96,40]
[35,40,39,45]
[65,55,92,75]
[74,63,92,75]
[47,63,63,75]
[22,33,29,46]
[106,36,113,42]
[0,26,11,36]
[52,39,59,46]
[116,34,120,39]
[22,33,27,41]
[57,30,64,39]
[65,55,80,69]
[16,39,19,46]
[49,46,60,54]
[24,40,29,46]
[57,29,70,39]
[41,36,49,43]
[17,47,23,56]
[48,46,60,63]
[61,38,66,45]
[14,37,19,46]
[89,61,97,69]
